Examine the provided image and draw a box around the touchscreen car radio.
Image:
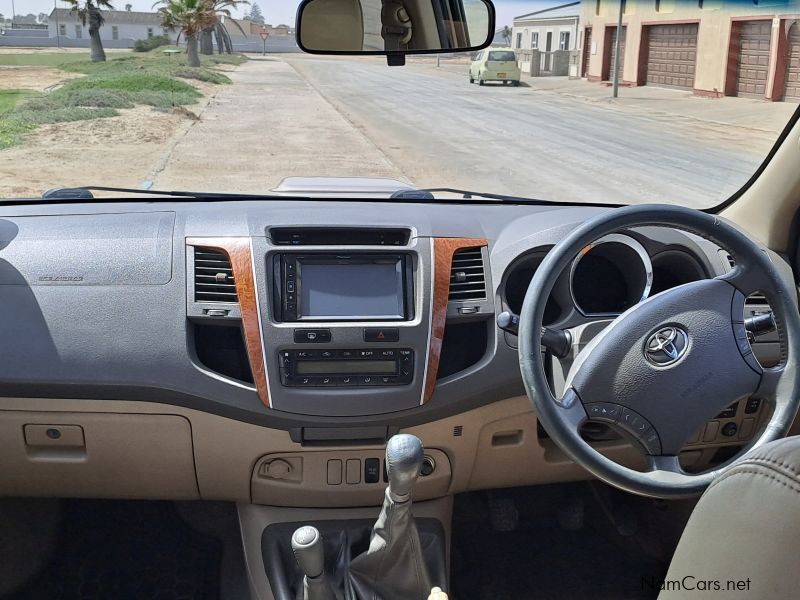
[274,253,414,322]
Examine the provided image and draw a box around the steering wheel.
[518,204,800,498]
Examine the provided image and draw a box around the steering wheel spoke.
[755,364,784,399]
[716,263,770,300]
[558,387,589,432]
[645,454,684,475]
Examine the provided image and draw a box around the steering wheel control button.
[640,430,662,455]
[721,422,738,437]
[294,329,331,343]
[364,328,399,342]
[644,326,689,366]
[732,322,761,371]
[585,403,622,422]
[619,407,652,435]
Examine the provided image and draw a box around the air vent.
[270,227,410,246]
[724,253,767,305]
[449,247,486,301]
[194,247,238,303]
[453,425,463,437]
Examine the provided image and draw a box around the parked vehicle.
[469,48,521,85]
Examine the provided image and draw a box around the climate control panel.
[279,348,414,387]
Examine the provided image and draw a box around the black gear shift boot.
[262,518,447,600]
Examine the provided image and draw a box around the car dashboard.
[0,199,784,506]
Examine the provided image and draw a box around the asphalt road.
[285,56,771,207]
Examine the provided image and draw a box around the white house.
[47,9,176,45]
[511,2,580,53]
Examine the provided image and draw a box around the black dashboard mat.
[450,483,670,600]
[10,500,222,600]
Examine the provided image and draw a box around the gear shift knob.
[292,525,324,579]
[386,433,424,502]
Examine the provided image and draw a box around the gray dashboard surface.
[0,199,738,430]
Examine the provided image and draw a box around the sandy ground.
[0,77,215,198]
[0,66,81,91]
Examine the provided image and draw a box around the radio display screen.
[298,258,406,320]
[295,360,397,375]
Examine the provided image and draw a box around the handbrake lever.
[497,311,571,359]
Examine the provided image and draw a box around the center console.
[254,228,435,417]
[187,227,490,422]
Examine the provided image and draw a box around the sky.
[3,0,554,28]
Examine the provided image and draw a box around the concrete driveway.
[154,54,789,207]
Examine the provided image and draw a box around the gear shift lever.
[291,526,332,600]
[349,433,435,600]
[386,433,424,503]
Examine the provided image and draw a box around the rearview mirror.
[296,0,495,55]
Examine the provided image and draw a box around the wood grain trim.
[424,237,488,403]
[187,237,269,408]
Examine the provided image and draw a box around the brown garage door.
[734,20,772,97]
[645,24,698,89]
[784,22,800,101]
[604,26,626,81]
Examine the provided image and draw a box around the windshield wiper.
[41,186,291,200]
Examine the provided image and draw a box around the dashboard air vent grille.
[725,253,767,305]
[449,247,486,301]
[194,248,238,303]
[271,227,410,246]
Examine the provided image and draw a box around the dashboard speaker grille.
[449,247,487,301]
[194,247,238,303]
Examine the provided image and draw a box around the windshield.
[1,0,798,207]
[487,51,516,62]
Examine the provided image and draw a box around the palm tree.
[501,26,512,47]
[200,0,249,56]
[154,0,217,67]
[64,1,114,62]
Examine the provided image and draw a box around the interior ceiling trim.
[425,237,489,402]
[186,237,270,408]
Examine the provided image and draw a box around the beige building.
[512,3,580,53]
[580,0,800,101]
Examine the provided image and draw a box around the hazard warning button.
[363,328,399,343]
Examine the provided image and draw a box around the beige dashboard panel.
[0,393,782,503]
[251,448,451,507]
[0,411,199,500]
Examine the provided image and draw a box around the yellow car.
[469,48,521,86]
